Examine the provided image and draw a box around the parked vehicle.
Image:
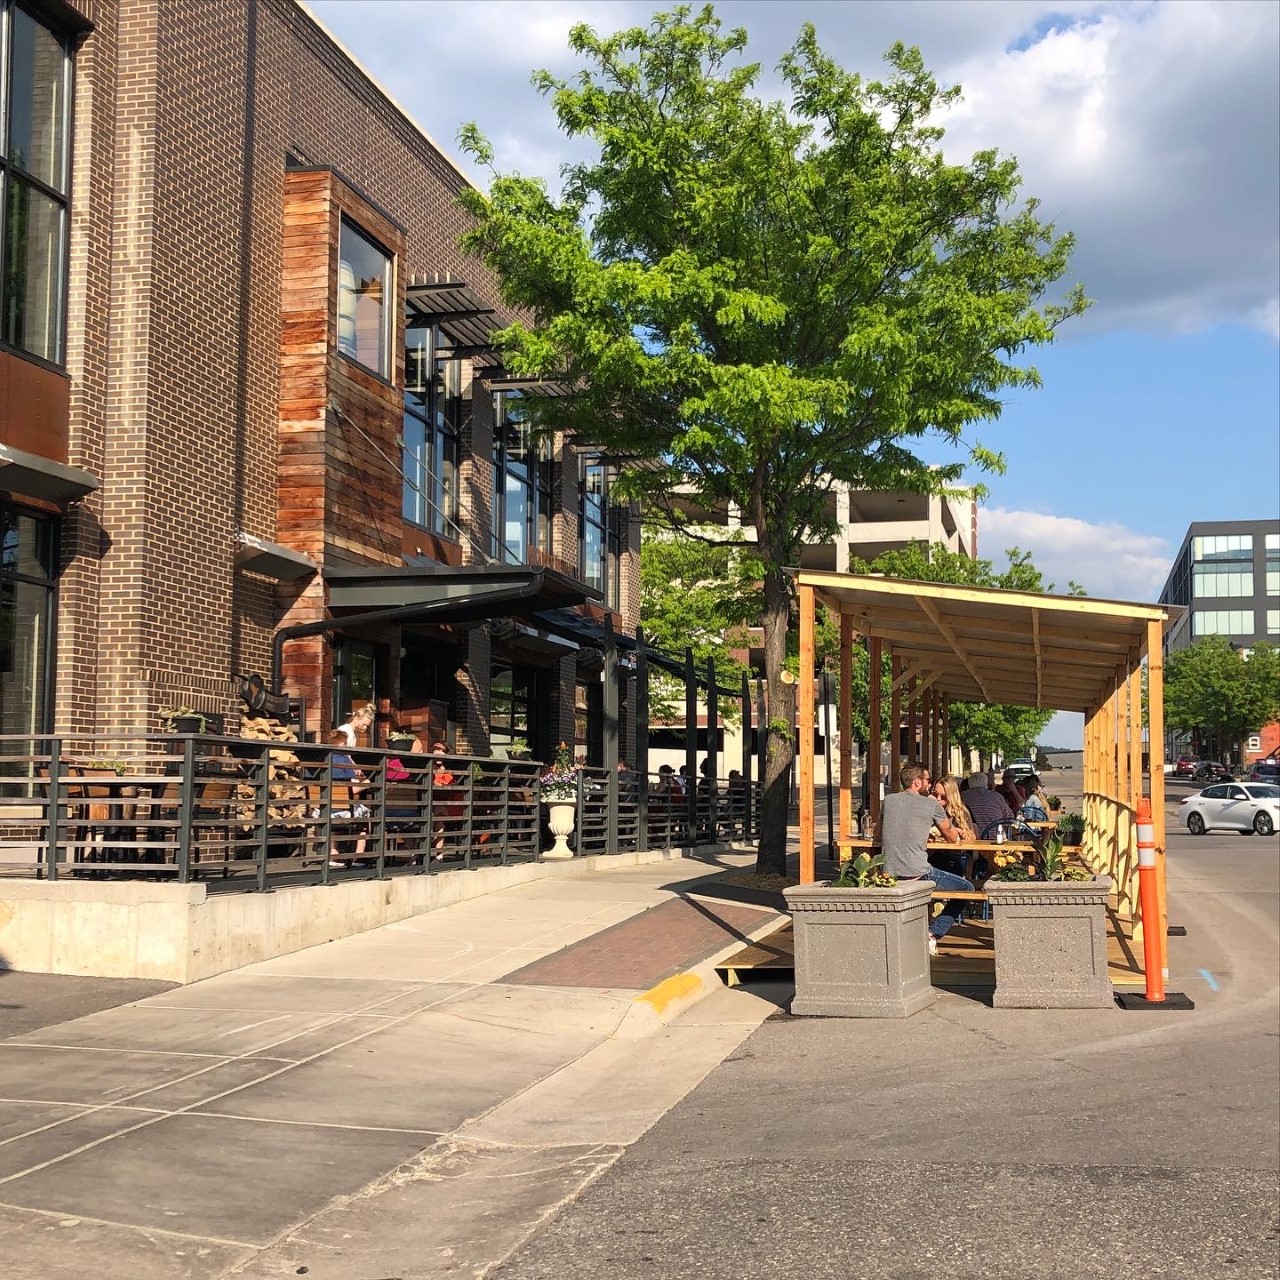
[1173,756,1201,778]
[1180,783,1279,836]
[1246,759,1280,784]
[1192,761,1235,783]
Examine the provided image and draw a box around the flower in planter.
[539,742,580,802]
[989,849,1032,882]
[831,852,898,889]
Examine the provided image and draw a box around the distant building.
[1158,519,1280,763]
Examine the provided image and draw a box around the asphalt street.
[496,773,1280,1280]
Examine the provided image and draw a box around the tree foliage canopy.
[460,6,1087,564]
[1165,638,1280,757]
[458,4,1087,871]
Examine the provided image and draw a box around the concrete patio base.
[0,845,742,983]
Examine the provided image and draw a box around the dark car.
[1247,759,1280,783]
[1174,756,1201,778]
[1193,761,1234,782]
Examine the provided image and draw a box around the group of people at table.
[876,763,1054,955]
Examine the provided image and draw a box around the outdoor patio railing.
[0,735,760,889]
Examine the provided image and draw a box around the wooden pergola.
[794,570,1178,953]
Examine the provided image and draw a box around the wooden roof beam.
[917,596,993,703]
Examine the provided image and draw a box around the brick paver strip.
[501,895,780,991]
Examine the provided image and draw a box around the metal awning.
[236,533,318,582]
[405,280,511,363]
[0,443,98,504]
[795,570,1177,715]
[323,563,597,619]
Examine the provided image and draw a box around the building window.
[1193,564,1254,598]
[1268,610,1279,636]
[0,505,56,738]
[337,218,392,377]
[579,457,623,610]
[1,4,71,365]
[332,637,379,740]
[1192,609,1255,637]
[491,662,541,755]
[492,391,553,564]
[1192,534,1252,562]
[403,324,463,536]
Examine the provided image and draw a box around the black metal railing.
[0,736,761,887]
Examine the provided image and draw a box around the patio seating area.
[0,734,762,889]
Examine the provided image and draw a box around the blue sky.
[308,1,1279,747]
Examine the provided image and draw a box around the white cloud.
[978,507,1172,601]
[937,1,1280,339]
[308,0,1279,338]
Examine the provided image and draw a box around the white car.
[1180,782,1279,836]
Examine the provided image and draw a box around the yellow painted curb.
[634,970,704,1017]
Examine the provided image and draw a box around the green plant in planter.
[158,706,211,733]
[831,852,897,889]
[1047,794,1062,811]
[989,849,1032,881]
[1055,812,1085,844]
[85,758,128,776]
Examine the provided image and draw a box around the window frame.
[578,455,622,610]
[492,390,553,564]
[336,216,394,380]
[0,1,73,368]
[0,502,58,739]
[402,323,462,537]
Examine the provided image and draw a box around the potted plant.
[984,834,1113,1009]
[159,706,223,735]
[1047,794,1062,813]
[539,742,580,859]
[783,853,939,1018]
[1055,812,1085,846]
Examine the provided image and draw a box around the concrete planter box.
[783,881,937,1018]
[986,875,1114,1009]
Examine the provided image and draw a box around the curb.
[613,910,790,1041]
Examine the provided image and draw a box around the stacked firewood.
[235,712,307,824]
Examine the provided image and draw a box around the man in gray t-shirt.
[877,763,967,954]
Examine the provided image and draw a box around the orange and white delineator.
[1136,796,1164,1004]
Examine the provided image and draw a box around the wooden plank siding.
[275,167,408,730]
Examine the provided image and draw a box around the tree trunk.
[755,562,794,877]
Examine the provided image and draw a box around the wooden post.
[798,584,816,884]
[907,674,919,765]
[1146,620,1168,975]
[868,635,883,823]
[839,613,853,843]
[942,701,951,778]
[889,653,902,789]
[1127,662,1142,811]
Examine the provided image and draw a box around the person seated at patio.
[877,763,967,956]
[334,704,374,749]
[930,775,975,875]
[327,729,370,868]
[1018,774,1050,822]
[962,770,1015,840]
[430,744,463,859]
[996,769,1027,813]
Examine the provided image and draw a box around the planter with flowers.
[985,835,1114,1009]
[539,743,580,859]
[782,854,938,1018]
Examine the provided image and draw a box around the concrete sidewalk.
[0,850,787,1280]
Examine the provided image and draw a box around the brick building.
[0,0,640,762]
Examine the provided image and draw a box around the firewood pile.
[234,712,307,825]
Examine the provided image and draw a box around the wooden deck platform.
[715,908,1145,989]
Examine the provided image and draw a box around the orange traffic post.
[1136,797,1163,1003]
[1116,796,1195,1011]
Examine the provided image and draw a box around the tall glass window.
[1192,534,1252,561]
[337,218,392,377]
[579,456,623,610]
[492,391,552,564]
[403,324,462,536]
[1,4,72,365]
[0,505,56,737]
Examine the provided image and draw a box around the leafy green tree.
[458,7,1087,873]
[1165,638,1280,763]
[639,535,760,723]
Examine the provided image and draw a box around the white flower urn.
[544,799,577,859]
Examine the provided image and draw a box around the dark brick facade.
[12,0,639,755]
